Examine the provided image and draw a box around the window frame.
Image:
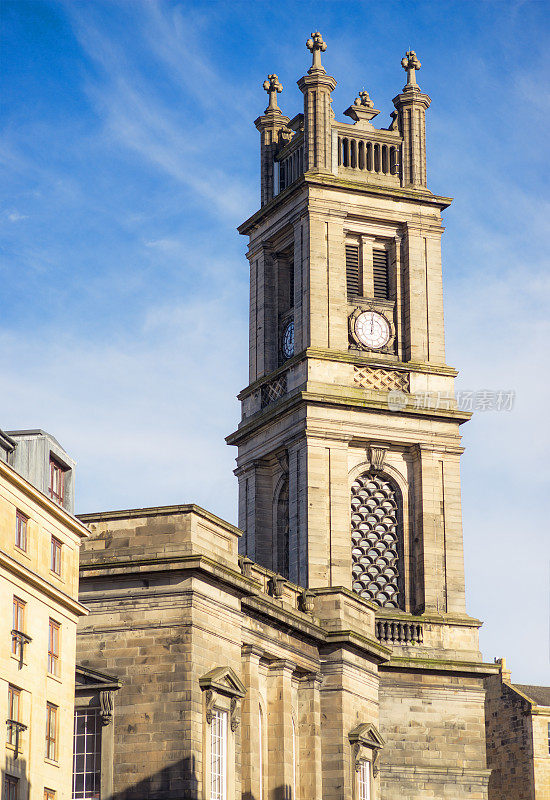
[12,597,26,657]
[44,790,56,800]
[358,759,372,800]
[46,702,58,762]
[51,536,62,576]
[15,510,28,552]
[7,685,21,747]
[49,457,65,505]
[3,775,18,800]
[210,707,228,800]
[48,619,60,676]
[72,707,102,800]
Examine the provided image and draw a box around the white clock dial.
[282,321,294,359]
[354,311,390,349]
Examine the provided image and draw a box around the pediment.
[199,666,246,699]
[75,664,121,689]
[348,722,385,750]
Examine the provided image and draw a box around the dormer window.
[49,457,65,506]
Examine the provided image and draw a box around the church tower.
[228,35,470,620]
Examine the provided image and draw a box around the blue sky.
[1,0,549,683]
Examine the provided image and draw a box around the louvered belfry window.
[373,249,389,300]
[346,244,360,297]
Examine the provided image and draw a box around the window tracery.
[351,473,402,608]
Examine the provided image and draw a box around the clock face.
[282,320,294,359]
[354,311,391,349]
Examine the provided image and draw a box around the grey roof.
[514,684,550,706]
[6,429,65,451]
[0,429,16,450]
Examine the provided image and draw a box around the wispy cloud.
[63,0,256,220]
[1,0,549,685]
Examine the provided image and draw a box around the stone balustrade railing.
[376,618,423,645]
[336,127,401,185]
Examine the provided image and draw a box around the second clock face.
[282,320,295,359]
[354,311,391,349]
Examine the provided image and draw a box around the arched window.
[276,478,289,578]
[351,472,403,609]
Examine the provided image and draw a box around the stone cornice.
[238,173,453,236]
[236,348,458,403]
[1,548,88,617]
[381,655,500,677]
[78,503,241,538]
[227,387,471,447]
[0,460,89,540]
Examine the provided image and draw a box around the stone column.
[297,33,337,174]
[268,660,295,798]
[255,75,290,206]
[393,51,430,189]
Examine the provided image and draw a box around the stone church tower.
[227,32,492,797]
[76,34,500,800]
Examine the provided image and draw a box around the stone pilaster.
[241,646,263,799]
[267,660,295,796]
[298,674,323,799]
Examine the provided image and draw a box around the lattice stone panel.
[261,374,287,408]
[354,366,409,392]
[351,474,402,608]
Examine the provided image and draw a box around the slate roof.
[514,684,550,706]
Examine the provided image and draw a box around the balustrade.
[337,133,400,179]
[376,618,423,645]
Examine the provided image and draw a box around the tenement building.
[72,34,548,800]
[0,430,89,800]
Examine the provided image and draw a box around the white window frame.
[210,708,228,800]
[358,759,371,800]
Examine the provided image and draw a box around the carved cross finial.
[306,31,327,72]
[354,90,374,109]
[401,50,421,86]
[263,74,283,113]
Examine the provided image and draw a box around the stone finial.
[354,90,374,109]
[306,31,327,73]
[344,89,380,125]
[401,50,421,87]
[263,74,283,113]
